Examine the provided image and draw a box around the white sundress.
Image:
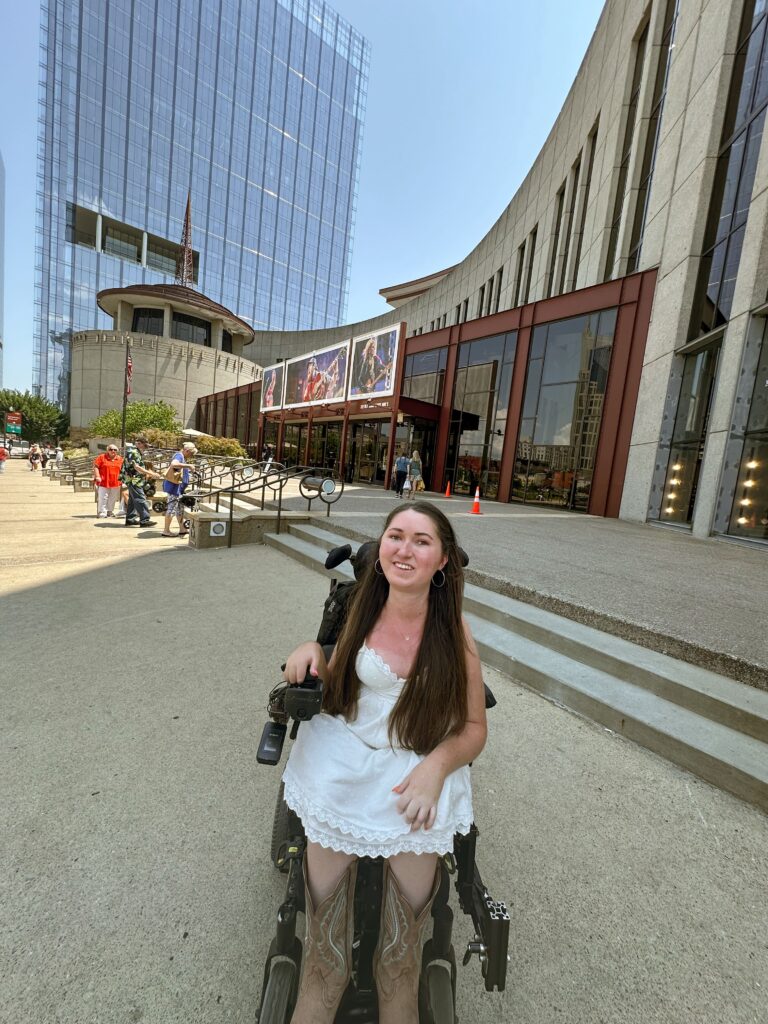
[282,645,474,858]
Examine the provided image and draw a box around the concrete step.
[467,614,768,812]
[264,525,768,813]
[463,584,768,743]
[265,529,356,582]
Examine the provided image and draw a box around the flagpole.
[120,338,130,449]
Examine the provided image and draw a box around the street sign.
[5,412,22,436]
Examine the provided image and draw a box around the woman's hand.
[283,642,327,685]
[392,760,446,831]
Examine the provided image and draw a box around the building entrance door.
[345,420,401,485]
[281,423,306,467]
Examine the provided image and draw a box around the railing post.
[228,485,234,549]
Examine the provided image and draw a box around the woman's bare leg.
[387,851,438,911]
[305,841,356,904]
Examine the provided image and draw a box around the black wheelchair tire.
[271,781,304,872]
[151,500,165,513]
[422,960,455,1024]
[256,958,297,1024]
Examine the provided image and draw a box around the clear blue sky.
[0,0,604,393]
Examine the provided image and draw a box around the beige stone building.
[236,0,768,545]
[70,284,261,430]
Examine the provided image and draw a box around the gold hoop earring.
[431,568,446,588]
[374,559,385,575]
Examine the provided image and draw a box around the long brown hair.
[324,501,469,755]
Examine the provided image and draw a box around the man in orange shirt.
[92,444,124,518]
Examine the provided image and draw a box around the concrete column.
[163,304,173,339]
[211,319,224,350]
[141,231,148,267]
[95,214,103,252]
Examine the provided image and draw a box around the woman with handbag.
[408,450,423,496]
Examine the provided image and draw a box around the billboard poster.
[283,342,350,409]
[260,363,285,411]
[348,327,399,401]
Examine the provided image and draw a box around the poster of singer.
[283,342,350,408]
[348,327,398,401]
[260,363,285,411]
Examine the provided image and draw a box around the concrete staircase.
[264,521,768,813]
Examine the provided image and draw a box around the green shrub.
[88,401,180,438]
[62,447,90,460]
[194,435,247,458]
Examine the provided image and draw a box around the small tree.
[0,389,69,442]
[88,400,180,438]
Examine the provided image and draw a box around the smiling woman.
[279,499,487,1023]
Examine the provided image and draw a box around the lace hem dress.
[282,644,473,858]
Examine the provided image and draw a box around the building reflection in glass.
[512,309,617,510]
[445,332,517,498]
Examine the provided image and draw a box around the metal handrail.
[187,463,343,548]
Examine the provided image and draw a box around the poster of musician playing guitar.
[348,327,398,400]
[283,342,350,408]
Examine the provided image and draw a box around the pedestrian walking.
[394,450,409,497]
[161,441,197,538]
[0,444,7,473]
[28,445,42,471]
[407,450,424,498]
[92,444,123,518]
[118,436,161,528]
[55,445,64,468]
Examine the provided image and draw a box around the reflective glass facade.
[35,0,369,405]
[512,309,617,511]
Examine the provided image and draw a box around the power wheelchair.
[255,542,509,1023]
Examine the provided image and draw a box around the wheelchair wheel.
[421,960,455,1024]
[271,781,305,872]
[256,958,297,1024]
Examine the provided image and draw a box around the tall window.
[570,124,599,290]
[557,159,580,295]
[604,23,649,280]
[512,310,618,511]
[445,332,518,499]
[522,226,537,304]
[546,187,566,298]
[477,285,485,318]
[513,241,526,307]
[658,346,720,524]
[401,348,447,404]
[627,0,680,271]
[689,1,768,337]
[728,323,768,539]
[494,267,503,313]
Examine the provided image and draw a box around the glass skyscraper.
[35,0,369,405]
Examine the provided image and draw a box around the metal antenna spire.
[175,191,194,287]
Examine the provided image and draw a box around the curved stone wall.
[70,331,261,429]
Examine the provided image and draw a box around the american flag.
[126,351,133,396]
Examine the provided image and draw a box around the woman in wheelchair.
[282,501,487,1024]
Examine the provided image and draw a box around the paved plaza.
[1,460,766,1024]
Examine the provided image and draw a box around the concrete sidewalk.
[278,482,768,687]
[1,461,766,1024]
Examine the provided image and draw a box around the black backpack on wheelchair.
[255,543,509,1023]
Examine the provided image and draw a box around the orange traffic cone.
[470,486,482,515]
[444,481,451,498]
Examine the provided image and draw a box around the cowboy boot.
[290,858,357,1024]
[374,861,441,1024]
